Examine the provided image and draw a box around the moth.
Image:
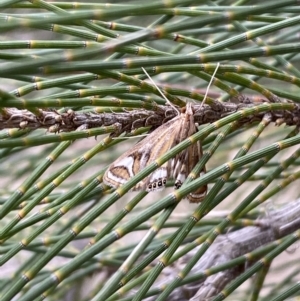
[103,103,207,202]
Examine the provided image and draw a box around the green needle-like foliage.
[1,1,300,300]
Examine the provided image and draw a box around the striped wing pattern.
[103,103,207,202]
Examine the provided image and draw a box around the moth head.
[181,102,194,114]
[180,106,186,114]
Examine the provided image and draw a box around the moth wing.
[173,106,207,202]
[137,115,185,191]
[185,140,207,203]
[103,115,183,190]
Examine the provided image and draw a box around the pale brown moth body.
[103,103,207,202]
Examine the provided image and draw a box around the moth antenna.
[199,62,220,109]
[141,67,180,115]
